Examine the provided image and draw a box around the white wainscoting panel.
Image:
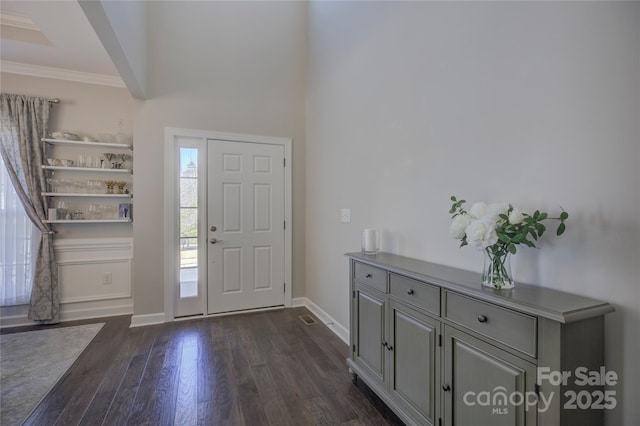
[1,238,133,328]
[54,238,133,305]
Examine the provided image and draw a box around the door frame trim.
[164,127,293,322]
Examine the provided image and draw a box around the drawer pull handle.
[442,384,451,392]
[477,315,488,323]
[365,273,373,278]
[386,344,393,351]
[382,341,387,348]
[407,289,415,295]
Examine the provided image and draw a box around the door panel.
[222,247,242,293]
[208,140,285,314]
[354,286,386,382]
[443,326,536,426]
[222,183,242,232]
[390,301,439,425]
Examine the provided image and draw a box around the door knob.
[210,225,217,232]
[210,238,224,244]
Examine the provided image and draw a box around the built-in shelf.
[45,219,132,224]
[42,165,132,174]
[42,138,133,150]
[41,192,133,198]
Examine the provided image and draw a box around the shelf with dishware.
[42,165,133,174]
[42,138,133,150]
[43,131,134,225]
[44,151,131,171]
[44,178,131,196]
[41,192,133,198]
[44,219,132,224]
[46,199,132,222]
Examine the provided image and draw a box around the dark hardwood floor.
[3,307,403,425]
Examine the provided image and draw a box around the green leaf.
[556,223,566,236]
[449,206,456,214]
[451,196,457,201]
[560,211,569,220]
[498,234,510,243]
[508,243,517,254]
[538,212,548,221]
[499,213,509,221]
[533,210,540,219]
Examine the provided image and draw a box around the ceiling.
[0,0,123,85]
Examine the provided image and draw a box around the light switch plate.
[341,208,351,223]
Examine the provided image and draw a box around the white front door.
[207,139,285,314]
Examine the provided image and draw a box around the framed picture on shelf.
[119,203,132,220]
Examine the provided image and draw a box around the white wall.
[132,1,306,315]
[306,2,639,425]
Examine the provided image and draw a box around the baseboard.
[3,298,349,344]
[130,312,166,328]
[0,303,132,329]
[292,297,349,344]
[291,297,306,308]
[60,304,132,322]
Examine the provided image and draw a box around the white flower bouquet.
[449,196,568,289]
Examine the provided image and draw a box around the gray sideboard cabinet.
[346,252,614,426]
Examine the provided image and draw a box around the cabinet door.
[389,301,440,426]
[443,326,536,426]
[353,284,387,384]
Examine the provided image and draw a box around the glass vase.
[482,248,514,290]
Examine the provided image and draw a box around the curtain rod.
[48,98,60,104]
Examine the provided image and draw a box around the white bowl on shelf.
[46,158,59,166]
[60,159,74,167]
[51,131,79,141]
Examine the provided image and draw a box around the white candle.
[362,229,378,253]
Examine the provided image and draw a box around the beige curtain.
[0,93,59,323]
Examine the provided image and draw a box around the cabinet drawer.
[353,262,387,293]
[444,291,537,357]
[389,273,440,316]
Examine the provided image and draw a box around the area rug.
[0,323,104,426]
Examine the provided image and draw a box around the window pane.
[180,208,198,238]
[0,160,35,306]
[180,178,197,208]
[179,147,199,300]
[180,148,198,178]
[179,236,198,298]
[179,266,198,298]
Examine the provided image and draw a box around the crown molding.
[0,11,39,32]
[1,61,126,88]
